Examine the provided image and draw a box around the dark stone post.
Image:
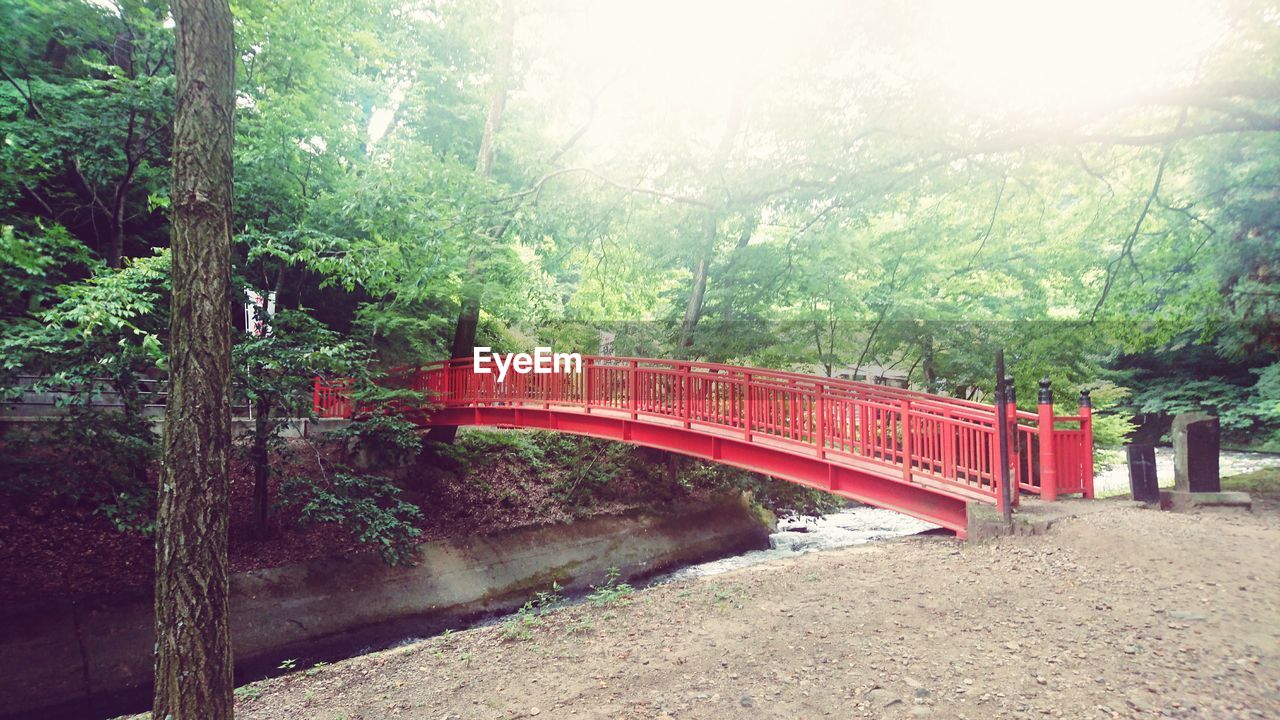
[1126,444,1159,503]
[1172,412,1220,493]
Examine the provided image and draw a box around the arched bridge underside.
[316,357,1095,538]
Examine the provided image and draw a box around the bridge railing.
[315,356,1093,503]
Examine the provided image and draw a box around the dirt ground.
[231,498,1280,720]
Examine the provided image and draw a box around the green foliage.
[433,429,841,518]
[499,581,564,642]
[0,223,95,319]
[1125,361,1280,447]
[679,460,843,519]
[4,0,1280,543]
[586,567,634,608]
[0,407,157,533]
[234,309,364,415]
[1076,381,1138,468]
[438,429,547,470]
[0,251,169,388]
[334,412,424,467]
[1238,364,1280,449]
[0,252,168,532]
[279,471,423,564]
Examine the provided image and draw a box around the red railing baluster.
[683,364,692,428]
[628,360,638,419]
[901,399,913,483]
[816,390,826,458]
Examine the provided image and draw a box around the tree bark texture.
[153,0,236,716]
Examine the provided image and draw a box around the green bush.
[443,429,547,469]
[1076,380,1138,470]
[279,471,423,564]
[0,407,157,533]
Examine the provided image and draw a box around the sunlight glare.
[926,0,1226,114]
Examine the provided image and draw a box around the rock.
[1168,610,1207,622]
[740,695,754,707]
[911,706,932,717]
[868,688,901,707]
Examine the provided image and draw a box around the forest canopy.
[1,0,1278,449]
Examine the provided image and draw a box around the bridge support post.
[1037,379,1058,502]
[742,372,752,441]
[1080,389,1094,499]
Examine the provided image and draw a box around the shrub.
[279,471,423,564]
[0,407,157,533]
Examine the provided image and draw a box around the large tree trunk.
[153,0,236,716]
[433,0,515,445]
[677,246,711,354]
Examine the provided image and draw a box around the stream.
[653,505,937,583]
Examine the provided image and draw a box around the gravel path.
[234,499,1280,720]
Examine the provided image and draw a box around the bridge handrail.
[316,355,1093,502]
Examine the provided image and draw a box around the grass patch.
[1222,467,1280,496]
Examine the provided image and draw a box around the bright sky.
[927,0,1226,114]
[536,0,1228,147]
[371,0,1229,147]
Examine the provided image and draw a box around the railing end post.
[1037,378,1058,502]
[1038,377,1053,405]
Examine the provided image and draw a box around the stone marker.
[1161,411,1251,512]
[1126,444,1159,503]
[1172,412,1220,493]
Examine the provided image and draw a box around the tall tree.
[433,0,516,444]
[152,0,236,715]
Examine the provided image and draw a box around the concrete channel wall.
[0,494,772,720]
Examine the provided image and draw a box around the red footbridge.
[315,357,1094,538]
